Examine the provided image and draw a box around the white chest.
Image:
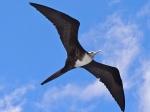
[75,53,92,67]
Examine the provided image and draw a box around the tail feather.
[41,70,63,85]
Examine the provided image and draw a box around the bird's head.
[88,50,101,58]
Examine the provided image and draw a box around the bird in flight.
[30,3,125,111]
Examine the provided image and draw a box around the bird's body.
[30,3,125,112]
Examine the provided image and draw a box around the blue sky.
[1,0,150,112]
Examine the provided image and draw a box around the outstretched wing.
[30,3,85,55]
[83,60,125,112]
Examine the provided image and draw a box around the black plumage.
[30,3,125,111]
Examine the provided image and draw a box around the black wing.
[83,60,125,112]
[30,3,85,55]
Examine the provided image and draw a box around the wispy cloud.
[81,13,142,89]
[134,2,150,111]
[138,60,150,112]
[137,1,150,17]
[36,80,107,112]
[137,1,150,29]
[37,13,143,112]
[0,84,34,112]
[109,0,121,6]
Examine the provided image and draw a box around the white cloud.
[130,1,150,111]
[37,13,143,112]
[37,80,108,112]
[137,1,150,17]
[137,1,150,29]
[109,0,121,6]
[138,60,150,112]
[0,84,34,112]
[81,14,142,89]
[79,80,107,101]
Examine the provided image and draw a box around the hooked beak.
[94,50,101,55]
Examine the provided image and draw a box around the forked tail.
[41,69,63,85]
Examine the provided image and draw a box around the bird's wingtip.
[121,106,125,112]
[40,81,45,86]
[29,2,37,6]
[29,2,33,5]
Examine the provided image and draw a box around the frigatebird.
[30,3,125,111]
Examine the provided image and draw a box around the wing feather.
[30,3,85,55]
[83,60,125,112]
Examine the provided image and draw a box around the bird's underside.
[30,2,125,112]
